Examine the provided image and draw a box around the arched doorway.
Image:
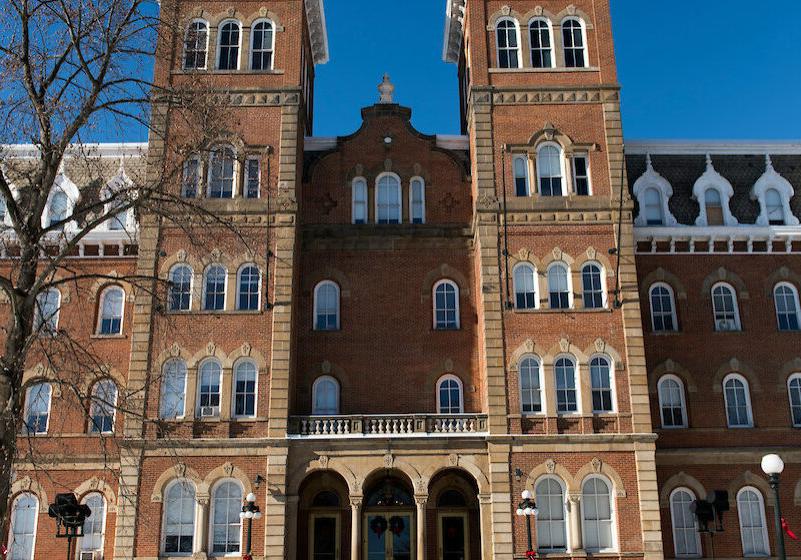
[298,471,350,560]
[363,474,416,560]
[428,469,480,560]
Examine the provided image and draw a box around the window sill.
[172,69,285,75]
[90,334,127,340]
[192,310,264,316]
[511,307,611,314]
[489,66,599,73]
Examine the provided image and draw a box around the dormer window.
[766,189,784,225]
[704,189,724,226]
[643,188,664,225]
[693,156,737,227]
[751,155,798,227]
[632,155,678,227]
[48,191,69,229]
[496,19,521,69]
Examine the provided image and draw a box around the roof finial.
[645,153,653,170]
[378,73,395,104]
[705,153,713,169]
[765,153,774,171]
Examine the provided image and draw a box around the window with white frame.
[312,376,339,415]
[410,178,425,224]
[649,283,678,332]
[582,263,604,309]
[80,493,106,556]
[496,18,520,68]
[182,156,201,198]
[573,154,590,195]
[548,263,570,309]
[670,488,701,558]
[513,263,537,310]
[529,19,553,68]
[198,360,222,416]
[562,18,587,68]
[34,288,60,334]
[97,286,124,335]
[765,189,785,225]
[774,283,800,331]
[313,281,340,331]
[513,155,530,196]
[208,147,236,199]
[737,487,769,557]
[658,375,688,428]
[554,357,577,414]
[376,174,401,224]
[23,382,51,435]
[352,178,367,224]
[48,190,69,230]
[250,20,274,71]
[723,374,753,428]
[237,265,260,311]
[519,356,542,414]
[535,477,567,552]
[590,356,613,413]
[233,361,257,418]
[244,158,260,199]
[581,477,614,552]
[537,144,564,196]
[169,265,193,312]
[437,375,463,414]
[217,21,241,70]
[788,374,801,427]
[433,280,460,330]
[183,20,208,70]
[210,481,242,555]
[711,283,741,332]
[643,188,665,225]
[203,265,227,311]
[89,379,117,433]
[704,188,724,226]
[163,480,196,555]
[160,359,187,420]
[9,493,38,560]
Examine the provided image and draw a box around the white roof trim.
[1,143,148,159]
[442,0,467,63]
[436,135,469,150]
[305,0,330,65]
[626,141,801,156]
[304,137,337,151]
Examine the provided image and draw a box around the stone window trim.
[751,154,799,226]
[669,487,703,559]
[248,18,276,71]
[432,278,461,330]
[436,373,464,414]
[160,479,198,557]
[657,374,689,429]
[774,282,801,332]
[588,354,616,414]
[235,263,262,311]
[527,16,556,69]
[710,282,742,332]
[580,261,607,309]
[546,261,573,309]
[518,354,545,416]
[312,375,340,415]
[736,487,771,557]
[512,262,539,310]
[580,474,618,553]
[231,359,259,419]
[202,264,228,312]
[692,155,738,227]
[553,353,580,415]
[214,19,243,71]
[168,264,194,313]
[560,16,589,68]
[533,474,569,553]
[632,154,679,226]
[8,492,40,560]
[313,280,341,331]
[95,284,126,336]
[648,282,679,333]
[374,171,403,224]
[493,16,523,69]
[208,479,244,556]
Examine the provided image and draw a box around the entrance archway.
[428,469,480,560]
[363,473,416,560]
[298,471,350,560]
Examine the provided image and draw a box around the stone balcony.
[288,414,489,438]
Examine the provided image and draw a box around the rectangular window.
[245,158,260,199]
[411,179,425,224]
[182,158,201,198]
[573,154,590,196]
[514,156,529,197]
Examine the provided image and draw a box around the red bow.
[782,518,799,541]
[525,551,537,559]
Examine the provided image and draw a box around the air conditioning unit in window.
[80,551,97,560]
[717,319,738,332]
[200,406,219,418]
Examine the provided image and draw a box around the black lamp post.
[48,493,92,560]
[239,477,264,560]
[515,490,538,558]
[761,454,786,560]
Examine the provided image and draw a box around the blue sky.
[314,0,801,140]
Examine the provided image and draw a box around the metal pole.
[770,473,786,560]
[526,514,533,552]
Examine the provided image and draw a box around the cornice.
[484,86,620,106]
[442,0,467,63]
[305,0,330,64]
[626,140,801,155]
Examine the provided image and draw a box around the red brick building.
[4,2,800,560]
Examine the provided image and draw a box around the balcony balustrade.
[289,414,488,438]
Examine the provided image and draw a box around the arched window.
[23,382,51,435]
[182,155,201,198]
[183,20,208,70]
[537,144,564,196]
[163,481,196,555]
[658,375,688,429]
[723,374,753,428]
[774,283,800,331]
[704,188,724,226]
[765,188,785,225]
[250,20,274,71]
[788,374,801,427]
[210,481,243,555]
[169,265,193,312]
[496,18,520,68]
[9,493,39,560]
[562,18,587,68]
[644,188,664,225]
[90,379,117,434]
[547,263,570,309]
[437,375,463,414]
[711,283,741,332]
[80,493,106,555]
[410,178,425,224]
[519,356,543,414]
[48,190,69,229]
[670,488,701,557]
[513,155,530,197]
[376,174,401,224]
[513,263,537,309]
[581,477,614,552]
[97,286,124,335]
[314,281,340,331]
[312,376,339,415]
[236,265,260,311]
[590,356,613,413]
[352,178,367,224]
[529,19,553,68]
[433,280,460,330]
[34,288,60,333]
[535,477,567,552]
[572,154,591,195]
[198,360,222,417]
[233,361,257,418]
[582,263,604,309]
[737,487,769,557]
[160,359,187,420]
[649,283,678,332]
[208,146,236,199]
[216,21,241,70]
[203,265,227,311]
[554,357,578,414]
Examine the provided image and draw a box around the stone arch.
[422,359,471,401]
[151,463,206,503]
[729,472,774,507]
[296,469,351,510]
[240,8,284,29]
[508,248,543,270]
[309,361,351,407]
[777,358,801,392]
[573,458,627,497]
[582,339,624,370]
[764,267,801,298]
[640,267,688,300]
[287,456,360,497]
[508,339,549,371]
[427,459,490,496]
[74,477,118,512]
[228,342,268,370]
[421,264,471,298]
[82,366,126,394]
[701,268,750,300]
[649,359,698,394]
[526,124,576,153]
[188,342,230,370]
[576,247,615,278]
[155,343,194,372]
[87,273,135,304]
[540,247,576,269]
[428,467,481,508]
[303,267,352,298]
[10,476,49,512]
[553,5,594,28]
[159,250,204,277]
[204,462,253,496]
[712,358,762,393]
[361,465,421,497]
[658,472,707,508]
[525,459,576,494]
[521,8,558,27]
[487,6,525,27]
[544,338,588,366]
[21,364,62,396]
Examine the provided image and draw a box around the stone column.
[350,497,362,560]
[196,495,210,554]
[285,496,299,560]
[567,494,583,553]
[415,496,427,560]
[478,494,494,560]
